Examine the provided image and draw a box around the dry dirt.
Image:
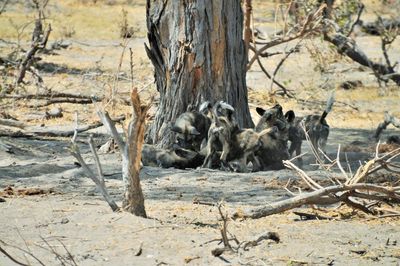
[1,1,400,265]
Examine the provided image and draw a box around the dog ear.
[187,126,200,135]
[285,110,295,123]
[256,107,266,116]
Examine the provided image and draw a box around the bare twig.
[0,240,45,266]
[0,246,29,266]
[0,0,10,15]
[88,134,105,186]
[248,4,325,69]
[70,118,120,212]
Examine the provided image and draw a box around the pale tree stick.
[283,160,322,190]
[69,141,119,212]
[88,134,105,186]
[70,114,119,212]
[336,144,349,181]
[96,110,126,157]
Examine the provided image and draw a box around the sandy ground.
[1,1,400,265]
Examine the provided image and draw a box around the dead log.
[323,32,400,85]
[2,92,103,101]
[233,146,400,220]
[233,183,399,219]
[26,98,93,108]
[0,115,125,138]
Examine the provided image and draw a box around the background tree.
[145,0,254,148]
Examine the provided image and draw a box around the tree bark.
[145,0,254,147]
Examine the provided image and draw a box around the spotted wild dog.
[284,91,335,167]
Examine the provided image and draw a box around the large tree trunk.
[145,0,254,148]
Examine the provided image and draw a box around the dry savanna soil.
[1,1,400,265]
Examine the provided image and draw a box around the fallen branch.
[323,21,400,85]
[0,118,25,129]
[26,97,93,108]
[0,115,125,138]
[233,145,400,220]
[70,123,119,212]
[233,183,399,219]
[1,92,103,101]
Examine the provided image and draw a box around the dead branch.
[0,246,29,266]
[30,115,125,137]
[0,0,9,15]
[252,49,293,98]
[293,211,332,220]
[0,239,45,266]
[2,92,103,101]
[323,20,400,85]
[26,97,94,108]
[0,115,125,138]
[269,43,302,94]
[247,4,325,70]
[70,133,120,212]
[233,183,399,219]
[241,232,280,251]
[0,118,25,129]
[96,111,126,156]
[15,23,51,86]
[233,145,400,219]
[88,135,105,187]
[217,203,233,251]
[346,2,364,37]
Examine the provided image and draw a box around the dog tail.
[320,90,335,123]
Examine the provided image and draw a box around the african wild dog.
[171,101,212,152]
[201,101,286,172]
[254,104,291,170]
[284,92,335,166]
[228,126,285,172]
[202,101,237,170]
[141,144,204,169]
